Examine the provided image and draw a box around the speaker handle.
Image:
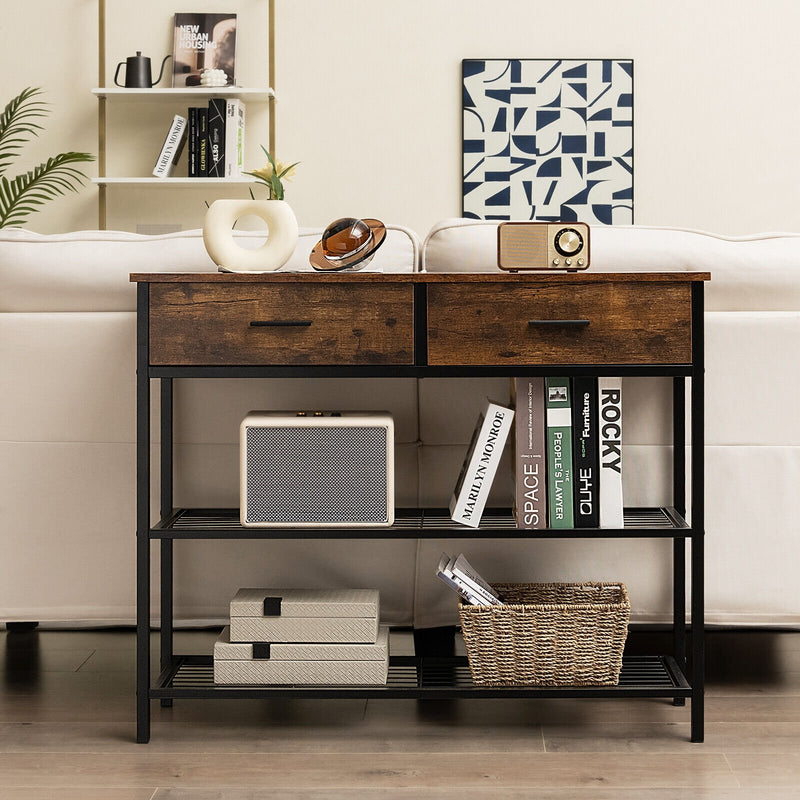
[250,320,312,327]
[528,319,590,327]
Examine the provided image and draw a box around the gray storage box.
[214,626,390,685]
[229,588,380,644]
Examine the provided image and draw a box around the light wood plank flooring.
[1,627,798,799]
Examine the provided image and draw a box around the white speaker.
[240,411,395,527]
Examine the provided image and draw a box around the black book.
[572,376,600,527]
[207,98,226,178]
[187,107,198,177]
[197,107,208,177]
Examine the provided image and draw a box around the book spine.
[152,115,187,178]
[572,376,600,527]
[197,108,208,177]
[449,572,498,605]
[545,377,574,528]
[449,402,514,528]
[513,377,547,529]
[207,98,226,178]
[598,377,624,528]
[224,99,239,178]
[236,102,245,176]
[187,107,198,178]
[222,100,245,177]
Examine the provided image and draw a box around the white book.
[598,377,624,528]
[449,553,501,603]
[450,399,514,528]
[445,556,500,605]
[436,554,500,606]
[224,99,245,178]
[152,115,187,178]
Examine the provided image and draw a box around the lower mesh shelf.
[153,654,690,698]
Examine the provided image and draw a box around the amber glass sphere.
[310,217,387,272]
[321,218,373,260]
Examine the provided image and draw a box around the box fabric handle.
[263,596,282,616]
[252,643,271,659]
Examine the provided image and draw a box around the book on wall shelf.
[450,399,514,529]
[599,377,624,528]
[172,13,237,88]
[206,97,226,177]
[512,377,547,530]
[152,114,187,178]
[545,377,574,528]
[224,98,245,177]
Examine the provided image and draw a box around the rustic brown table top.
[131,271,710,284]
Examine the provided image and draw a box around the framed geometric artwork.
[462,59,633,224]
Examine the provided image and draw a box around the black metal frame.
[135,279,705,744]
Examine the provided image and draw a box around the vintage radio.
[240,411,394,527]
[497,221,590,271]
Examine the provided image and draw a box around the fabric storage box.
[229,588,380,644]
[214,625,389,685]
[459,582,630,687]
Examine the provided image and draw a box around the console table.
[131,270,708,744]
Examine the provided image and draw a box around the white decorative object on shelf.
[203,198,299,272]
[200,68,228,87]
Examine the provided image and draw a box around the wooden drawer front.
[427,283,692,365]
[149,283,414,365]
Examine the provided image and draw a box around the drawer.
[149,283,414,366]
[426,282,692,365]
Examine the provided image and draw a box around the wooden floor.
[1,627,799,799]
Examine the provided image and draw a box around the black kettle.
[114,52,171,88]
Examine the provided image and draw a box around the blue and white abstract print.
[462,59,633,224]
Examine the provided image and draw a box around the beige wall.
[4,1,797,237]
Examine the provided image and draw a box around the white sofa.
[417,220,800,628]
[0,226,421,627]
[2,221,798,628]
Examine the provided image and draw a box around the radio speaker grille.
[245,426,389,524]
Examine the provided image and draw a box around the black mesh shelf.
[152,654,690,700]
[152,507,690,539]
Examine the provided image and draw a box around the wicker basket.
[459,582,630,687]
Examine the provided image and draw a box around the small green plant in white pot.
[0,87,94,228]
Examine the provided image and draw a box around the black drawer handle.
[250,320,312,327]
[528,319,590,327]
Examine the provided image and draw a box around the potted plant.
[0,87,94,228]
[203,146,300,272]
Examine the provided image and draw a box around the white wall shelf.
[92,87,275,102]
[95,0,276,228]
[93,177,259,185]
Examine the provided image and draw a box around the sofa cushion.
[0,224,420,312]
[422,219,800,311]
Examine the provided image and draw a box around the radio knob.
[555,228,583,257]
[565,258,572,266]
[552,258,560,266]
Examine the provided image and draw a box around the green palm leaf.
[0,152,94,228]
[0,87,48,177]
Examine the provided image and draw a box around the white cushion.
[422,219,800,311]
[0,224,420,313]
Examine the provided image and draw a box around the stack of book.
[447,380,624,531]
[213,588,389,685]
[152,98,245,178]
[512,376,624,530]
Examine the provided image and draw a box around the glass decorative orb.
[310,217,387,272]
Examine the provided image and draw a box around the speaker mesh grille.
[245,426,388,524]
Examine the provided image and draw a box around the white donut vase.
[203,198,299,272]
